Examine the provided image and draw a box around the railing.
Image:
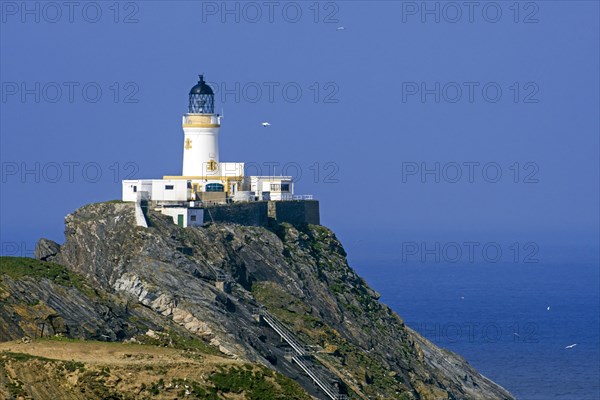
[272,194,315,201]
[260,310,306,356]
[194,249,230,285]
[258,309,348,400]
[205,207,216,223]
[292,355,342,400]
[293,194,314,200]
[183,114,220,125]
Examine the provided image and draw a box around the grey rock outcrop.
[34,238,61,262]
[0,268,187,343]
[30,202,514,400]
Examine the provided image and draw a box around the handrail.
[260,310,306,355]
[206,207,215,223]
[274,194,315,201]
[292,194,314,200]
[292,355,340,400]
[258,309,348,400]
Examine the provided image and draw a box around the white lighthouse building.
[181,75,221,177]
[122,74,312,227]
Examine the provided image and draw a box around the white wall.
[160,207,204,227]
[122,180,152,202]
[150,180,189,202]
[187,208,204,226]
[134,194,148,228]
[122,180,189,202]
[250,176,294,199]
[182,126,220,176]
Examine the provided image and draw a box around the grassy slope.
[0,257,312,399]
[0,256,93,295]
[0,340,311,400]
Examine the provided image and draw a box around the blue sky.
[1,1,598,266]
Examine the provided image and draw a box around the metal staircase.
[258,309,348,400]
[260,310,307,356]
[292,355,347,400]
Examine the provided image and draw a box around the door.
[177,214,184,227]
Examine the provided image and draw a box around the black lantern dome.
[188,75,215,114]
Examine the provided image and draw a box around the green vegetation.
[270,224,394,363]
[78,368,124,399]
[252,279,409,399]
[210,365,310,400]
[169,378,218,399]
[43,335,84,344]
[2,351,84,374]
[133,329,221,356]
[0,257,94,296]
[136,366,310,399]
[0,361,27,398]
[63,360,85,373]
[1,351,53,363]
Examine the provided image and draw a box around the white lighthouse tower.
[122,73,312,227]
[181,75,221,177]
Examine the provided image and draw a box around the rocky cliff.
[1,202,515,399]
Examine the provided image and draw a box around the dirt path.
[0,339,241,367]
[0,340,249,400]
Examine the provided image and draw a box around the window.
[191,215,197,222]
[270,183,290,192]
[165,185,174,190]
[205,183,224,192]
[133,186,137,192]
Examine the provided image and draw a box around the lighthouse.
[181,75,221,177]
[122,73,314,227]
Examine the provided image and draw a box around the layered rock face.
[29,202,513,400]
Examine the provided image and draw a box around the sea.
[355,262,600,400]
